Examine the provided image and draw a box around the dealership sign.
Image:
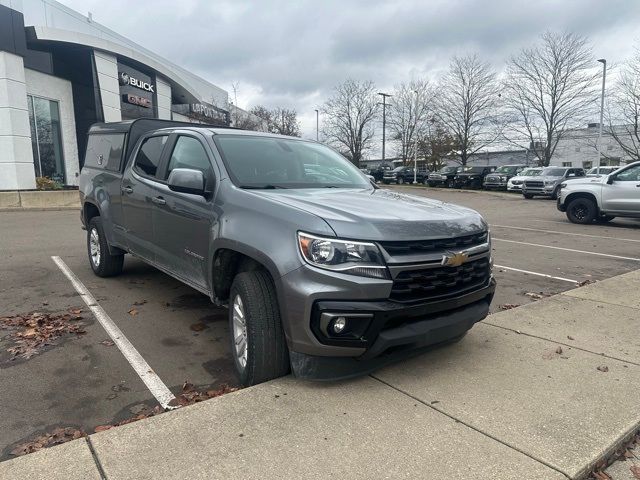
[119,72,155,93]
[123,93,151,108]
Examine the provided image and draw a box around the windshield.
[213,135,371,189]
[392,166,406,172]
[439,166,457,174]
[520,168,541,177]
[543,168,567,177]
[457,166,483,173]
[495,166,519,174]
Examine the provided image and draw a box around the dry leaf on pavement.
[128,308,139,316]
[499,304,520,310]
[597,365,609,373]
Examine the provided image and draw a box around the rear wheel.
[566,197,597,224]
[229,270,290,387]
[551,187,560,200]
[447,179,455,188]
[397,177,405,185]
[87,217,124,277]
[523,193,534,199]
[427,181,436,187]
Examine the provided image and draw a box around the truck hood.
[257,188,486,241]
[563,176,606,186]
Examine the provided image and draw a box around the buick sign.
[119,71,155,93]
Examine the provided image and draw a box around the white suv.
[557,161,640,224]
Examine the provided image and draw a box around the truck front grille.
[524,180,544,188]
[390,258,491,303]
[380,231,488,255]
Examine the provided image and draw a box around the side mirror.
[167,168,205,196]
[606,174,615,185]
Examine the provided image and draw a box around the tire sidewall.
[228,284,253,386]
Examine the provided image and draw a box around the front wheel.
[447,179,455,188]
[397,177,404,185]
[566,197,597,224]
[229,270,290,387]
[523,193,534,199]
[87,217,124,277]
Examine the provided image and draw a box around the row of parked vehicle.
[366,163,621,201]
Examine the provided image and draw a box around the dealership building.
[0,0,233,190]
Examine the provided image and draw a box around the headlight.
[544,180,556,186]
[559,182,567,189]
[297,232,389,279]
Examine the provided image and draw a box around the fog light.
[332,317,347,334]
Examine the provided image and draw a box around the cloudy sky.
[60,0,640,143]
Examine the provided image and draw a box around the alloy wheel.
[89,228,101,267]
[232,294,248,370]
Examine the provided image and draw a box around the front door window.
[27,95,65,184]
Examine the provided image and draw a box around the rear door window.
[134,135,168,178]
[84,133,125,172]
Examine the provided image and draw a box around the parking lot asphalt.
[1,186,639,462]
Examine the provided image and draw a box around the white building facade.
[0,0,231,190]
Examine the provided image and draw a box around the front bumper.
[484,180,507,189]
[290,280,495,380]
[522,185,556,197]
[278,261,496,379]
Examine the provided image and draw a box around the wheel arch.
[565,191,600,212]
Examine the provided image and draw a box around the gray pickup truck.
[79,119,495,386]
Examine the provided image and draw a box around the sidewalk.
[2,270,639,480]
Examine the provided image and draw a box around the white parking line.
[491,224,640,243]
[494,264,578,283]
[492,238,640,262]
[51,256,176,409]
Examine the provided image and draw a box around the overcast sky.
[59,0,640,144]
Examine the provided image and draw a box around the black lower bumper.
[291,279,496,380]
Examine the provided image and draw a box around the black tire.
[382,180,390,185]
[447,179,455,188]
[87,217,124,277]
[566,197,597,224]
[523,193,534,199]
[427,181,436,187]
[228,270,289,387]
[551,187,560,200]
[397,177,405,185]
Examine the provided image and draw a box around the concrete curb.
[1,269,639,479]
[0,190,80,210]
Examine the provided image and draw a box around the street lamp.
[596,59,606,175]
[378,92,392,161]
[413,89,419,184]
[314,109,319,142]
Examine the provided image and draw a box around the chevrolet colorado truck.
[557,161,640,224]
[79,119,495,386]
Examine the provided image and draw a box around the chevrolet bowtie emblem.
[441,251,469,267]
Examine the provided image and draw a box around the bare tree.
[416,122,460,171]
[322,79,378,166]
[434,54,501,166]
[604,50,640,161]
[504,32,599,166]
[388,79,434,164]
[249,106,301,137]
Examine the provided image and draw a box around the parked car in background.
[558,161,640,224]
[453,166,497,189]
[507,167,542,192]
[427,166,459,188]
[585,166,619,177]
[483,165,527,190]
[522,167,585,199]
[369,162,394,182]
[382,166,427,185]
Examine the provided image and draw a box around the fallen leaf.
[525,292,549,300]
[499,304,520,310]
[132,300,147,306]
[555,346,563,354]
[128,308,138,316]
[99,340,115,347]
[69,308,82,315]
[576,279,595,287]
[190,322,207,332]
[567,335,575,340]
[630,465,640,479]
[597,365,609,373]
[94,425,112,433]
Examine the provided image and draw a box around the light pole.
[314,109,319,142]
[596,58,606,175]
[378,92,392,161]
[413,89,419,184]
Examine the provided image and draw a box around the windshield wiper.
[239,185,287,190]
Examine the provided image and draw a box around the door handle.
[122,186,133,194]
[152,196,166,205]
